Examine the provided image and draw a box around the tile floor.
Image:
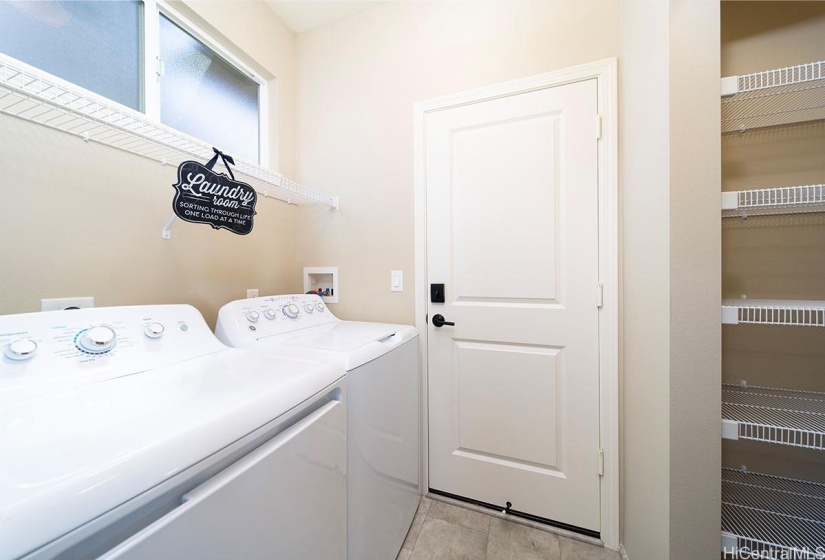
[398,498,619,560]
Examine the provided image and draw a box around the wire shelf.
[722,300,825,327]
[721,60,825,133]
[0,56,338,210]
[722,468,825,559]
[722,384,825,450]
[722,184,825,217]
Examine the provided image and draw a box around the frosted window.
[159,15,259,163]
[0,1,141,110]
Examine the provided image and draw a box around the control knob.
[246,311,260,323]
[144,322,165,339]
[5,339,38,361]
[77,326,117,354]
[282,303,300,319]
[303,303,314,314]
[315,302,325,312]
[264,309,277,320]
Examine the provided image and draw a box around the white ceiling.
[264,1,386,34]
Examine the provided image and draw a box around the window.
[159,14,260,163]
[0,1,142,110]
[0,0,264,164]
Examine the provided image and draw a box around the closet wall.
[721,1,825,485]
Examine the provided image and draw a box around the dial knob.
[77,326,117,354]
[246,311,260,323]
[5,339,37,361]
[144,322,165,339]
[303,303,314,314]
[282,303,300,319]
[315,302,325,312]
[264,309,277,320]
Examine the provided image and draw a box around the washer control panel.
[0,305,223,404]
[216,294,338,342]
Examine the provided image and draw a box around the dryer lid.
[260,321,407,352]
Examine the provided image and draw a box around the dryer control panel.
[216,294,340,342]
[0,305,223,404]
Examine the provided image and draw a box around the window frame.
[148,0,269,166]
[0,0,269,167]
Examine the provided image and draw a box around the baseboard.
[619,543,629,560]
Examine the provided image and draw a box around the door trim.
[412,58,619,549]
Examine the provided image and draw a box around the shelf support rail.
[722,60,825,96]
[0,56,339,214]
[722,184,825,217]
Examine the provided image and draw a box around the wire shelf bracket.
[721,384,825,450]
[721,468,825,559]
[0,55,339,241]
[722,299,825,327]
[722,184,825,218]
[721,60,825,133]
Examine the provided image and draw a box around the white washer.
[216,294,420,560]
[0,304,346,560]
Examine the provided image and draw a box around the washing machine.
[0,304,346,560]
[216,294,420,560]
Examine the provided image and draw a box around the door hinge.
[597,283,604,308]
[595,115,602,140]
[597,449,605,476]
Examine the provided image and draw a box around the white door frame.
[413,58,619,549]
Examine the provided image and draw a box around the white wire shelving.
[722,384,825,450]
[0,57,338,211]
[721,60,825,133]
[722,468,825,559]
[722,184,825,217]
[722,299,825,327]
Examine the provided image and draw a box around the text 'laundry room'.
[1,1,824,559]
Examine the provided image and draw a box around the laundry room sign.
[171,148,257,235]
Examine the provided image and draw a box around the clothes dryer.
[216,294,420,560]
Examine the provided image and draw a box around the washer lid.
[259,322,418,370]
[0,348,342,560]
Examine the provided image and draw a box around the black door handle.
[432,314,455,328]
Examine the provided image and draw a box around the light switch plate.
[41,297,94,312]
[391,270,403,292]
[247,289,259,298]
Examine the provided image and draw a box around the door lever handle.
[432,314,455,328]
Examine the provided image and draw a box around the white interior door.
[426,78,601,532]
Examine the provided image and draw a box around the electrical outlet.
[41,297,94,312]
[247,289,259,298]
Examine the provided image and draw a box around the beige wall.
[293,0,620,325]
[0,1,299,327]
[620,1,721,558]
[668,1,721,558]
[619,0,672,555]
[721,1,825,483]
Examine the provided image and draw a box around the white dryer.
[0,304,346,560]
[216,294,420,560]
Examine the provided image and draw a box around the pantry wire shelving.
[0,56,338,211]
[722,299,825,327]
[722,468,825,559]
[722,184,825,217]
[721,59,825,133]
[722,384,825,450]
